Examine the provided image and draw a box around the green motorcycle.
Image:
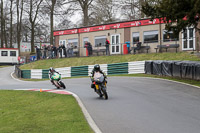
[51,73,66,89]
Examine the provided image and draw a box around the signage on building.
[53,18,165,36]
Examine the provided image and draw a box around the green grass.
[20,52,200,70]
[0,90,93,133]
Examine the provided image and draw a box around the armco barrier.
[42,69,49,79]
[71,66,88,77]
[55,67,71,78]
[129,61,145,74]
[21,70,31,79]
[108,62,128,75]
[19,61,146,79]
[31,69,42,79]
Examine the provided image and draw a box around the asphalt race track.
[1,66,200,133]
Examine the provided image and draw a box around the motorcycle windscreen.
[93,72,104,82]
[52,73,60,81]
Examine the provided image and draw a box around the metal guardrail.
[18,61,145,79]
[14,65,21,78]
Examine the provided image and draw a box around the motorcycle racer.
[91,64,107,91]
[49,67,59,85]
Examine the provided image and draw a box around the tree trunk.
[10,0,13,48]
[17,0,24,54]
[50,0,56,46]
[139,0,144,19]
[3,19,7,48]
[31,24,35,53]
[83,5,89,26]
[1,0,4,47]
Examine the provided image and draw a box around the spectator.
[53,45,57,58]
[50,45,54,58]
[66,43,70,57]
[59,44,63,58]
[87,42,93,56]
[70,43,74,57]
[105,38,110,55]
[133,42,141,54]
[84,41,89,56]
[35,46,40,60]
[47,45,51,59]
[62,44,67,57]
[125,40,130,54]
[84,41,88,48]
[43,45,47,59]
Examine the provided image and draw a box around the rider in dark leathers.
[91,64,107,91]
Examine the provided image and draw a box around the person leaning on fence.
[133,42,141,54]
[105,38,110,55]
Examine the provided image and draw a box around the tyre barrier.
[145,60,200,80]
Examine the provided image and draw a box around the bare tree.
[10,0,14,48]
[120,0,145,20]
[90,0,119,25]
[1,0,4,47]
[25,0,43,53]
[17,0,24,53]
[44,0,56,46]
[63,0,94,26]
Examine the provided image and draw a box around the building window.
[132,32,139,44]
[1,51,8,56]
[68,38,78,48]
[10,51,16,56]
[59,40,66,47]
[143,30,158,43]
[94,36,106,47]
[182,28,195,50]
[163,30,179,42]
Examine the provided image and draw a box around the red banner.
[53,29,78,36]
[54,18,165,36]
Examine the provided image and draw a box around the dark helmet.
[94,64,100,71]
[49,67,55,72]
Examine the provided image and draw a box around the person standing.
[105,38,110,55]
[88,42,92,56]
[70,43,74,57]
[62,44,67,58]
[125,40,130,54]
[59,44,63,58]
[35,46,40,60]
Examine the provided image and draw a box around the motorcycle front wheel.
[59,81,66,89]
[101,87,108,100]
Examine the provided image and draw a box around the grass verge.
[0,90,93,133]
[20,52,200,70]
